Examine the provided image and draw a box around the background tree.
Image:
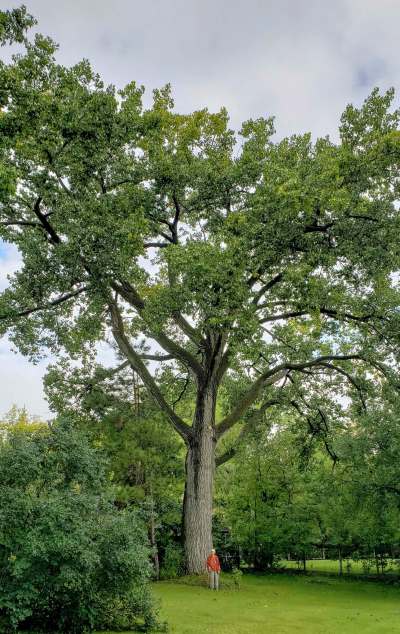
[0,404,46,434]
[1,7,400,572]
[44,357,185,579]
[217,393,400,574]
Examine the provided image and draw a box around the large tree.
[1,8,400,572]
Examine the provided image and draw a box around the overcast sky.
[1,0,400,419]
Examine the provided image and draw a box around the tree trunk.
[148,489,160,580]
[374,548,380,575]
[338,545,343,576]
[183,384,216,574]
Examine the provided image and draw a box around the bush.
[231,567,243,589]
[159,543,184,580]
[0,420,159,633]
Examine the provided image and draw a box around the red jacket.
[207,553,221,573]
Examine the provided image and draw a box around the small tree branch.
[0,286,89,320]
[0,220,42,228]
[317,362,367,410]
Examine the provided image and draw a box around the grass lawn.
[148,573,400,634]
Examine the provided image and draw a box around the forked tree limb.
[109,300,192,442]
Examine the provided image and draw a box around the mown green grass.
[150,573,400,634]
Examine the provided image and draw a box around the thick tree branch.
[109,300,192,441]
[304,222,334,233]
[217,368,288,437]
[139,352,175,361]
[143,241,170,249]
[171,310,204,349]
[170,194,181,244]
[32,197,61,244]
[320,307,374,323]
[251,272,284,305]
[110,280,204,377]
[216,399,280,466]
[259,306,376,325]
[216,354,363,437]
[259,310,307,323]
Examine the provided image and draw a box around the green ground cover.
[151,574,399,634]
[102,573,400,634]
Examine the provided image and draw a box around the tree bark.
[183,384,216,574]
[374,548,380,575]
[148,487,160,580]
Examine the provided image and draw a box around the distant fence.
[283,545,400,576]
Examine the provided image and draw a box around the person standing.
[206,548,221,590]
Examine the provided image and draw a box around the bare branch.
[172,374,190,410]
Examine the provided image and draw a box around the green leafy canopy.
[0,8,400,451]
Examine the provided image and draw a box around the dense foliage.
[0,420,158,633]
[44,359,185,579]
[216,399,400,573]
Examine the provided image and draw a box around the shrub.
[231,567,243,589]
[0,420,159,632]
[159,543,184,580]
